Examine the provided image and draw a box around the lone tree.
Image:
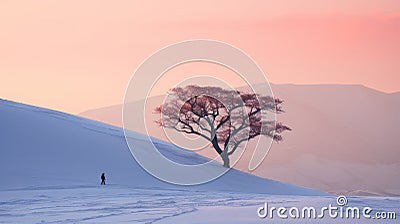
[155,85,291,168]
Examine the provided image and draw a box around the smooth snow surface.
[0,99,323,195]
[2,99,398,223]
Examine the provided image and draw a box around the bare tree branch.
[154,85,290,168]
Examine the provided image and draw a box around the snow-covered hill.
[79,84,400,196]
[0,99,324,196]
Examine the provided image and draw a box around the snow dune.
[0,99,324,196]
[80,84,400,195]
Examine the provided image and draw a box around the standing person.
[101,172,106,185]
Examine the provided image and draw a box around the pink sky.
[1,1,399,113]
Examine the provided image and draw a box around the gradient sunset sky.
[1,0,399,113]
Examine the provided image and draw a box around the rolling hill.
[0,98,324,196]
[79,84,400,195]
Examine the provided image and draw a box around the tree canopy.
[155,85,290,168]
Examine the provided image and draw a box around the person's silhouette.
[101,172,106,185]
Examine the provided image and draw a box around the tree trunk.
[221,151,230,168]
[210,137,230,168]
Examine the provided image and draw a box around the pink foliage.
[154,85,290,160]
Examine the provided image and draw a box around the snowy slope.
[79,84,400,195]
[0,99,325,196]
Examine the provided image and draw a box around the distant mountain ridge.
[79,84,400,196]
